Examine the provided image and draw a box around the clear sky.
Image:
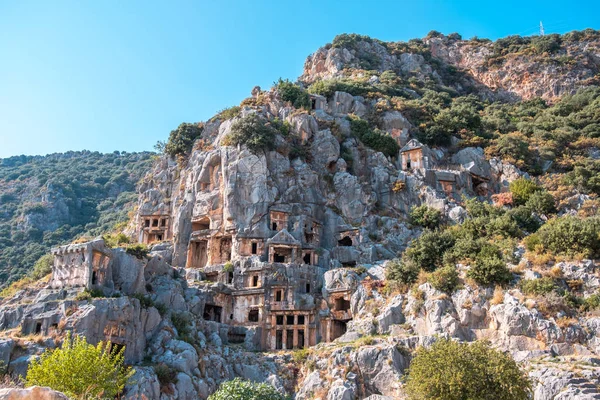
[0,0,598,158]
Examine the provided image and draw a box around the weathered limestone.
[49,239,112,291]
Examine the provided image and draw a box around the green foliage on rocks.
[208,378,284,400]
[429,266,460,293]
[405,339,531,400]
[403,230,455,272]
[26,333,134,399]
[30,254,53,280]
[164,123,204,158]
[386,258,420,286]
[409,205,442,229]
[275,79,311,109]
[525,216,600,258]
[509,178,541,206]
[348,115,399,157]
[519,277,557,296]
[224,114,278,154]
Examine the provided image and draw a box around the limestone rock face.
[301,34,600,102]
[0,387,69,400]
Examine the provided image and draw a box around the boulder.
[0,387,69,400]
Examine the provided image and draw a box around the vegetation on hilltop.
[0,151,153,286]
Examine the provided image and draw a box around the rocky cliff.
[1,29,600,400]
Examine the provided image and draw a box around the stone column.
[293,315,299,348]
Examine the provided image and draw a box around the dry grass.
[548,266,564,279]
[490,286,504,305]
[556,317,578,328]
[461,298,473,310]
[524,250,554,267]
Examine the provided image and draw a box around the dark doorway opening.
[338,236,353,246]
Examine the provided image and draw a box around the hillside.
[0,29,600,400]
[0,151,154,286]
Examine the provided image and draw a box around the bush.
[131,293,155,309]
[409,205,442,229]
[275,79,311,109]
[525,191,556,215]
[223,114,277,154]
[215,106,241,121]
[509,178,541,206]
[171,311,192,337]
[30,254,53,280]
[429,266,460,293]
[208,378,283,400]
[386,258,420,285]
[531,34,561,54]
[164,123,204,158]
[75,288,104,301]
[26,333,134,399]
[507,206,541,233]
[348,115,399,158]
[519,277,556,296]
[405,339,531,400]
[404,230,456,272]
[126,243,149,259]
[154,363,178,388]
[529,216,600,257]
[467,254,512,286]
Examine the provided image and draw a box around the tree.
[410,205,443,229]
[405,339,531,400]
[509,178,541,206]
[30,254,53,280]
[164,123,204,158]
[275,79,311,109]
[26,333,134,399]
[404,230,455,272]
[208,378,283,400]
[525,190,556,215]
[386,258,420,285]
[223,114,277,154]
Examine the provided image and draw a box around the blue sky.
[0,1,598,158]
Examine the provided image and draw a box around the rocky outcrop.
[0,386,69,400]
[300,34,600,102]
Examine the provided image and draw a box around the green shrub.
[223,261,234,273]
[507,206,541,233]
[405,339,531,400]
[26,333,134,399]
[386,258,420,285]
[525,191,556,215]
[531,216,600,257]
[215,106,241,121]
[164,123,204,158]
[404,230,456,272]
[126,243,149,259]
[154,363,178,388]
[223,114,277,154]
[582,294,600,311]
[275,79,311,109]
[531,34,561,54]
[519,277,556,296]
[509,178,541,206]
[102,232,130,248]
[348,115,399,158]
[131,293,155,309]
[467,254,512,286]
[409,205,442,229]
[208,378,283,400]
[429,266,460,293]
[171,311,192,337]
[75,288,105,301]
[30,254,53,280]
